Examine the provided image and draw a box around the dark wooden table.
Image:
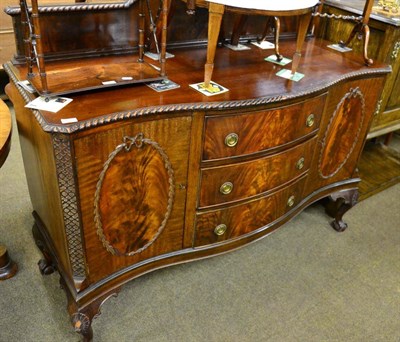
[0,99,17,280]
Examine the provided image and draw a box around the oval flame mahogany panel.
[95,138,173,256]
[319,88,365,178]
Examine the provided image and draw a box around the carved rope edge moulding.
[5,0,137,15]
[4,62,391,135]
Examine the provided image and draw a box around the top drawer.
[203,93,326,161]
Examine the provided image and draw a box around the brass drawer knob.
[306,114,315,127]
[220,182,233,195]
[224,133,239,147]
[214,224,227,236]
[287,195,295,207]
[296,157,305,170]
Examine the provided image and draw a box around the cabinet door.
[74,116,191,284]
[306,77,385,193]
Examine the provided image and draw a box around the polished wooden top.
[0,100,12,168]
[4,38,390,134]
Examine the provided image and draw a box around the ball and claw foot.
[72,313,93,342]
[324,189,359,233]
[38,258,55,275]
[328,198,354,233]
[331,218,348,232]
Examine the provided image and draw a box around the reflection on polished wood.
[181,0,317,86]
[26,61,165,96]
[203,2,316,87]
[5,39,388,128]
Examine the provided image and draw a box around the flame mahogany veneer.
[5,38,390,340]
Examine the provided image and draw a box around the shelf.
[28,59,165,96]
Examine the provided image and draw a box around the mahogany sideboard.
[5,39,390,340]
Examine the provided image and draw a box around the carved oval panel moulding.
[318,87,365,179]
[94,133,175,256]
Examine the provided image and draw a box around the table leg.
[205,3,225,88]
[0,244,18,280]
[273,17,282,61]
[230,14,248,46]
[291,12,311,75]
[257,17,282,61]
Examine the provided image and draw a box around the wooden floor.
[358,133,400,200]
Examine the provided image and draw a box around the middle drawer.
[194,174,307,247]
[199,136,317,208]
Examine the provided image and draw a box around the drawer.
[203,93,326,160]
[199,136,316,208]
[194,175,307,247]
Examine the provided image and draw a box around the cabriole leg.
[60,277,120,342]
[324,188,359,232]
[71,312,93,342]
[32,222,55,275]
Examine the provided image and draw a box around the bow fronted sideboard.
[5,36,390,340]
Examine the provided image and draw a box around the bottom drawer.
[194,175,307,247]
